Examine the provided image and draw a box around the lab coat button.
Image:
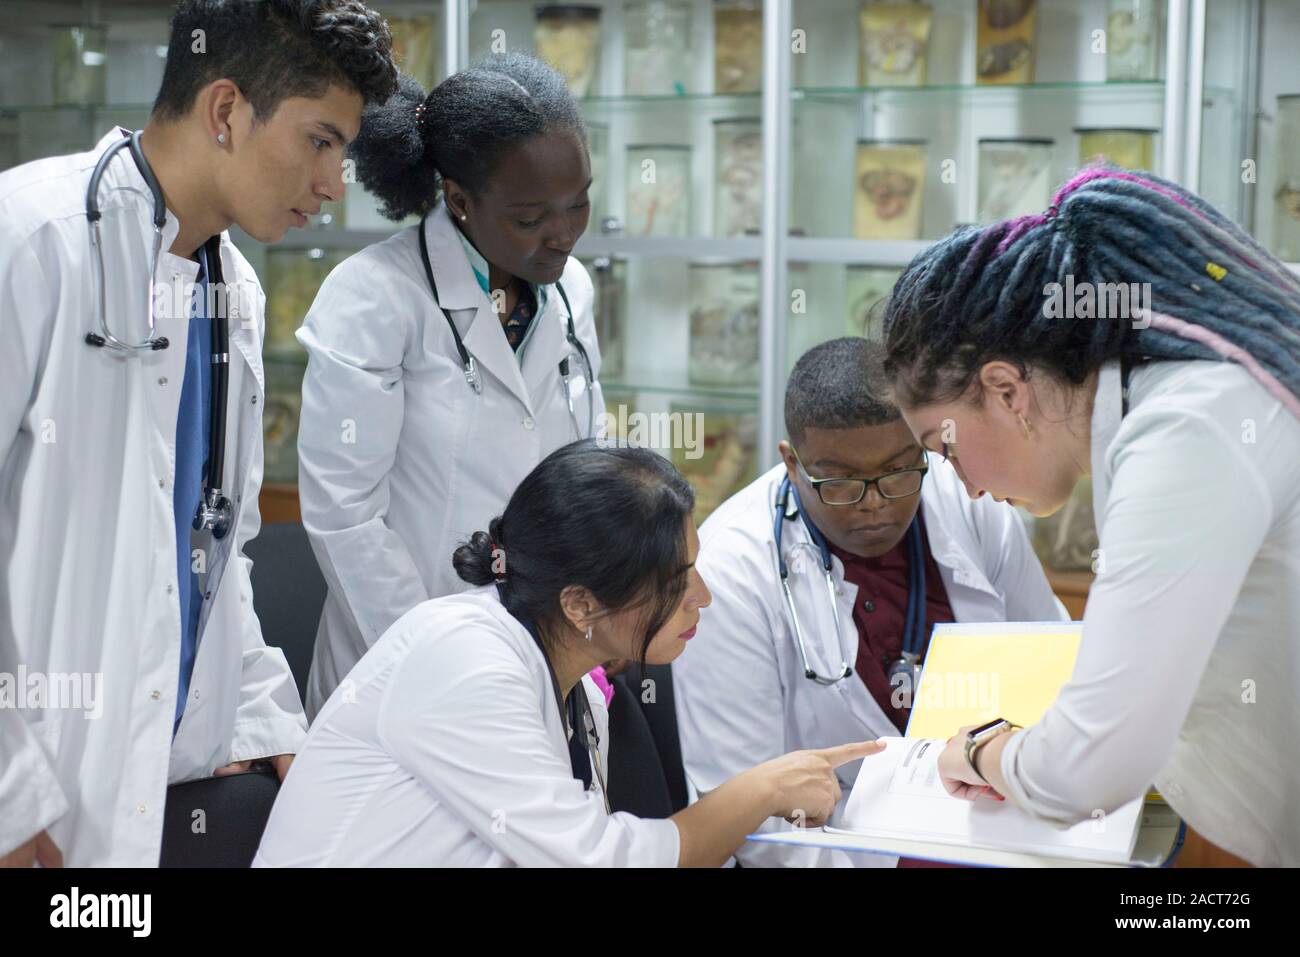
[150,690,161,700]
[251,395,258,405]
[523,416,535,430]
[158,377,168,386]
[165,584,173,594]
[137,804,147,814]
[158,479,165,489]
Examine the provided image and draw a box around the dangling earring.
[584,625,593,643]
[1019,414,1032,439]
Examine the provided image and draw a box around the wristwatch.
[963,718,1022,784]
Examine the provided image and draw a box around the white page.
[829,737,1144,864]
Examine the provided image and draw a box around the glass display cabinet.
[3,1,1293,537]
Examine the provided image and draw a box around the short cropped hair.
[784,337,901,445]
[152,0,398,123]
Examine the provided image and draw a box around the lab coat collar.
[91,127,187,269]
[425,201,491,311]
[424,201,557,413]
[89,128,262,392]
[1090,360,1124,515]
[519,278,573,397]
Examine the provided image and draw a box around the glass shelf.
[0,102,155,115]
[0,79,1193,117]
[574,234,761,260]
[795,78,1171,103]
[603,375,757,403]
[577,90,761,113]
[786,238,930,267]
[237,228,391,252]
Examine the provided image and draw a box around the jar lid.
[688,259,761,268]
[978,136,1055,145]
[535,5,602,19]
[1072,126,1158,134]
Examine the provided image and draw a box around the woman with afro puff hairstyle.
[294,53,608,718]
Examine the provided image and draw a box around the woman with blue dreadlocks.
[881,166,1300,867]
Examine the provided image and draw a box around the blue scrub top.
[173,245,212,732]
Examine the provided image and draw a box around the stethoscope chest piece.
[193,487,234,541]
[886,651,922,694]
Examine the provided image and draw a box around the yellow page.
[905,622,1083,740]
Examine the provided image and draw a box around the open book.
[745,622,1176,865]
[825,736,1145,864]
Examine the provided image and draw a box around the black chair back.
[244,521,326,702]
[159,769,280,867]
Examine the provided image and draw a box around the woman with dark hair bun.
[294,53,609,717]
[881,167,1300,866]
[255,442,883,867]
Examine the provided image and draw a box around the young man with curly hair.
[0,0,398,867]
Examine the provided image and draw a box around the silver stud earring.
[584,625,592,643]
[460,214,467,221]
[217,132,226,144]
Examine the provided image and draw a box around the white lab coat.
[674,457,1068,867]
[253,586,680,867]
[999,359,1300,866]
[0,128,307,865]
[296,200,604,718]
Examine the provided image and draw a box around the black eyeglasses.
[790,446,928,505]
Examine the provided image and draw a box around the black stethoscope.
[417,211,596,438]
[83,130,233,539]
[774,476,927,689]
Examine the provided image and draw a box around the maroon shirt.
[827,511,955,735]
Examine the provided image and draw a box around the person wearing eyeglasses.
[673,337,1067,868]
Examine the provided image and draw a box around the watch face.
[970,718,1007,738]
